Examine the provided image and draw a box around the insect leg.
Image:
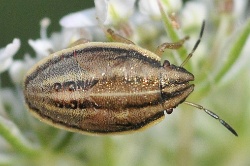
[68,38,90,48]
[106,28,135,45]
[96,17,135,44]
[155,36,189,57]
[184,101,238,136]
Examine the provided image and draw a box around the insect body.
[24,22,237,136]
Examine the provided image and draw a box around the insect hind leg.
[96,17,135,44]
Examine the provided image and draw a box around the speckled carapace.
[24,22,237,136]
[24,42,194,134]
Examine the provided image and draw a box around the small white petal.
[234,0,247,19]
[51,28,89,50]
[109,0,136,18]
[94,0,108,24]
[106,0,136,23]
[167,0,182,12]
[181,2,207,28]
[50,31,72,51]
[28,39,53,57]
[9,60,25,85]
[139,0,161,17]
[40,17,51,39]
[139,0,182,19]
[60,8,98,28]
[9,54,36,85]
[0,38,20,61]
[0,38,20,73]
[0,58,13,73]
[40,17,51,28]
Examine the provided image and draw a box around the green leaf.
[0,116,38,155]
[198,18,250,96]
[215,18,250,83]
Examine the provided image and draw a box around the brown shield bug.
[23,21,238,136]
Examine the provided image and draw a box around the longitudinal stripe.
[26,89,161,100]
[27,99,165,134]
[77,47,161,68]
[90,90,160,97]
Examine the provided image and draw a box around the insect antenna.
[180,21,205,67]
[184,101,238,136]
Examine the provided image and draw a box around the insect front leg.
[155,36,189,57]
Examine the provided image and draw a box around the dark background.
[0,0,94,87]
[0,0,94,57]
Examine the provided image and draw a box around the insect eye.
[163,60,170,68]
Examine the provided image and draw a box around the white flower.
[9,54,35,85]
[60,8,98,28]
[0,38,20,73]
[28,17,85,58]
[181,1,207,29]
[28,18,53,57]
[139,0,182,19]
[233,0,248,21]
[60,0,136,28]
[104,0,136,24]
[28,39,53,57]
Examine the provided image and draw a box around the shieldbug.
[23,21,238,136]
